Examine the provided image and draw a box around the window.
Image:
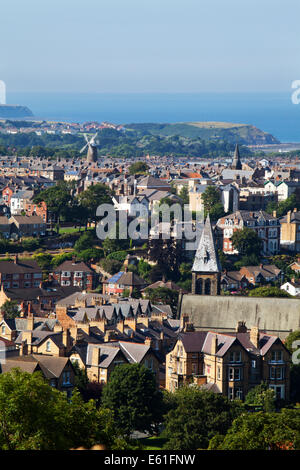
[269,385,285,400]
[217,366,221,380]
[228,387,234,400]
[271,350,283,362]
[270,366,285,380]
[12,274,19,280]
[205,279,211,295]
[62,371,71,385]
[50,379,56,387]
[229,367,241,381]
[1,325,5,335]
[235,388,243,400]
[33,273,42,279]
[192,363,197,374]
[251,360,256,368]
[46,340,51,352]
[229,351,242,363]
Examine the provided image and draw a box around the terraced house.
[0,256,43,289]
[217,210,280,255]
[166,319,291,401]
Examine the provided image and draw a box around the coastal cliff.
[0,105,34,119]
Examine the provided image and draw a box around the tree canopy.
[0,369,115,450]
[209,408,300,450]
[162,387,243,450]
[231,227,263,257]
[101,363,164,437]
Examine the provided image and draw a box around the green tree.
[74,231,95,252]
[101,363,164,437]
[1,300,19,319]
[33,181,74,227]
[162,387,243,450]
[266,194,300,218]
[77,183,113,226]
[285,330,300,403]
[208,409,300,450]
[231,227,263,256]
[244,382,276,412]
[143,287,179,317]
[128,161,149,175]
[0,369,114,450]
[202,186,224,220]
[32,253,53,271]
[99,258,123,275]
[284,330,300,354]
[178,186,189,205]
[248,286,291,298]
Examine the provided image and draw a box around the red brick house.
[2,186,14,206]
[25,200,47,222]
[0,256,43,289]
[102,270,147,296]
[51,259,96,291]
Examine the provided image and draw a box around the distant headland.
[0,105,34,119]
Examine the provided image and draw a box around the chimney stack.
[236,321,247,333]
[211,334,218,355]
[27,310,34,331]
[91,346,100,366]
[22,331,33,354]
[180,314,189,331]
[145,337,153,347]
[62,328,71,352]
[250,326,260,349]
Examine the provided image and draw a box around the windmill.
[80,132,99,163]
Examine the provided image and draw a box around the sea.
[7,91,300,143]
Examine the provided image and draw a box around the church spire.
[192,214,221,273]
[191,214,221,295]
[232,144,242,170]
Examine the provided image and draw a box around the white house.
[280,280,300,296]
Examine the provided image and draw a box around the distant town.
[0,117,299,451]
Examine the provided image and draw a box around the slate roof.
[54,260,93,273]
[0,259,41,274]
[105,271,147,287]
[192,214,221,273]
[179,331,208,353]
[86,343,124,368]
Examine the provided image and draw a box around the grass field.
[58,226,93,234]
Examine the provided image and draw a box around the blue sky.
[1,0,299,92]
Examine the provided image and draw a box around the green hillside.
[125,122,280,145]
